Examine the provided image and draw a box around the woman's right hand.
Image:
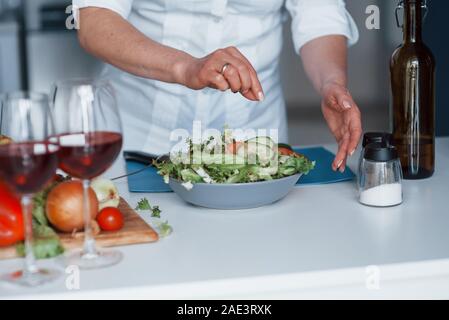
[77,8,263,101]
[178,47,265,102]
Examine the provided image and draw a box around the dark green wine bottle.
[390,0,436,179]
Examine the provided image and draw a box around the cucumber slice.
[246,136,276,149]
[237,141,275,166]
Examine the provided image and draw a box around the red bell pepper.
[0,181,24,247]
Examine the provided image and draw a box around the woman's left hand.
[320,81,362,172]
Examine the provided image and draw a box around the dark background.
[424,0,448,136]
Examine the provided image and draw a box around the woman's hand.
[320,81,362,172]
[77,9,264,101]
[178,47,264,102]
[299,35,362,172]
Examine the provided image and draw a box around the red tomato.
[226,141,243,155]
[0,181,24,247]
[278,147,296,156]
[96,207,124,232]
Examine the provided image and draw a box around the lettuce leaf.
[16,225,65,260]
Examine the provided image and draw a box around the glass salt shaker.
[358,142,403,207]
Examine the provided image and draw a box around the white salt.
[359,183,402,207]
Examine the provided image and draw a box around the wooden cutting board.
[0,198,159,260]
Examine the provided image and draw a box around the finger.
[325,95,341,112]
[241,90,258,101]
[223,65,242,93]
[212,51,248,80]
[346,111,363,157]
[339,158,347,173]
[336,90,355,111]
[210,73,230,91]
[223,56,251,94]
[248,67,264,101]
[224,49,252,94]
[333,134,350,172]
[324,87,351,113]
[226,47,264,101]
[211,49,262,101]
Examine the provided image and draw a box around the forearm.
[77,8,191,84]
[300,35,362,170]
[300,35,348,94]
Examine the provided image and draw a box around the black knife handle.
[123,151,159,165]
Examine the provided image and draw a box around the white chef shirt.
[73,0,358,154]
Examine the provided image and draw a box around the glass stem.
[21,195,38,275]
[82,179,97,257]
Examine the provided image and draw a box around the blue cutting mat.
[126,147,355,193]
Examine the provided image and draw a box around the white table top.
[1,138,449,299]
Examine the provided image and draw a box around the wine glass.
[0,92,61,287]
[51,79,123,269]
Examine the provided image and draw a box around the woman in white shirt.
[74,0,362,172]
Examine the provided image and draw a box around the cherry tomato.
[278,147,296,156]
[226,141,243,155]
[96,207,124,232]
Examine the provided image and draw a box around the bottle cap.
[362,132,393,148]
[364,142,399,162]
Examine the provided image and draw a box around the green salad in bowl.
[154,132,315,209]
[155,134,314,186]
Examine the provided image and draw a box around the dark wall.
[424,0,448,136]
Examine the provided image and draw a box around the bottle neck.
[403,0,423,43]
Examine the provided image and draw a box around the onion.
[46,180,99,233]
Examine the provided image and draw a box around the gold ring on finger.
[221,63,230,75]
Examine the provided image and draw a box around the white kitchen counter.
[1,138,449,299]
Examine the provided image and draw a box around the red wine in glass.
[51,79,124,269]
[0,89,60,287]
[57,131,123,179]
[0,143,59,194]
